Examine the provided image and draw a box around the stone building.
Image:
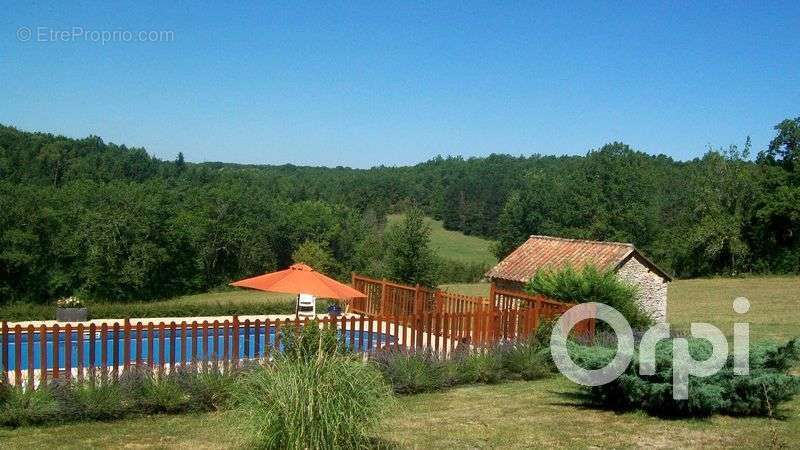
[485,235,671,322]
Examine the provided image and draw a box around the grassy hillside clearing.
[387,214,497,265]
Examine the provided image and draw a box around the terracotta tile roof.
[486,235,672,283]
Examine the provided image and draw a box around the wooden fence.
[349,273,594,340]
[0,315,383,389]
[0,277,594,389]
[0,303,592,389]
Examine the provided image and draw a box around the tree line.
[1,118,798,303]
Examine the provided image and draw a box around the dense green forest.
[1,118,798,303]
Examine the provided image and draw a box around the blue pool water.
[0,326,393,371]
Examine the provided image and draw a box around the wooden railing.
[0,278,593,390]
[0,306,583,389]
[348,274,595,342]
[1,314,393,389]
[438,290,491,314]
[350,275,437,317]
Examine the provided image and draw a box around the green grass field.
[387,214,497,265]
[668,276,800,342]
[2,277,798,448]
[0,289,297,322]
[443,276,800,342]
[2,376,797,449]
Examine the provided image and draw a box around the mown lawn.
[388,214,497,265]
[2,376,797,449]
[667,276,800,342]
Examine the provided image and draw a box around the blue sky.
[1,1,798,168]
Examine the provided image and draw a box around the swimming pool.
[0,326,394,371]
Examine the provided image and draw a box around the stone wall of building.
[615,255,668,322]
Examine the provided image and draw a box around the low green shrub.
[0,377,11,405]
[530,317,557,346]
[172,366,236,411]
[372,349,446,394]
[51,380,128,421]
[494,320,558,381]
[140,375,191,414]
[373,343,547,392]
[117,365,153,399]
[0,365,243,428]
[0,387,59,427]
[118,366,191,414]
[496,340,554,381]
[235,355,393,449]
[459,351,507,384]
[526,264,653,330]
[568,338,800,417]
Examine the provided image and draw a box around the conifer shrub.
[568,338,800,417]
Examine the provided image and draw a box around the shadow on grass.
[545,388,719,421]
[547,387,797,422]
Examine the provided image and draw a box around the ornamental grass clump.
[118,365,192,414]
[494,319,558,381]
[138,375,192,414]
[236,354,393,450]
[171,365,237,411]
[280,319,341,362]
[0,376,11,405]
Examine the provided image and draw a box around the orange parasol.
[229,263,366,299]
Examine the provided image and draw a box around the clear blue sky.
[2,1,798,168]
